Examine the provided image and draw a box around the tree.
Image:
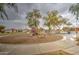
[26,9,41,35]
[44,10,58,31]
[44,10,66,31]
[26,9,41,28]
[0,25,5,33]
[69,3,79,33]
[59,17,72,26]
[0,3,18,20]
[69,3,79,20]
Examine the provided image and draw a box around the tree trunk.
[48,26,51,32]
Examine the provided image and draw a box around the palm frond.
[6,3,18,12]
[69,3,79,20]
[0,3,18,20]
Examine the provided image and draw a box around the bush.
[0,25,5,33]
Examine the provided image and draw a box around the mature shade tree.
[59,17,72,26]
[26,9,41,28]
[0,3,18,20]
[44,10,58,31]
[44,10,67,31]
[26,9,41,35]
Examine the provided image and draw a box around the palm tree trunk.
[76,13,78,33]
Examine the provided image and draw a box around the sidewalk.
[0,36,79,55]
[0,41,62,55]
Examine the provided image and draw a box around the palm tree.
[69,3,79,20]
[70,3,79,44]
[26,9,41,28]
[69,3,79,33]
[0,3,18,20]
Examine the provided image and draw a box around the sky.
[0,3,77,29]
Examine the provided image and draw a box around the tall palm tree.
[69,4,79,44]
[0,3,18,20]
[26,9,41,28]
[69,3,79,20]
[69,3,79,33]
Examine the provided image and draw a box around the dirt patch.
[0,33,63,44]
